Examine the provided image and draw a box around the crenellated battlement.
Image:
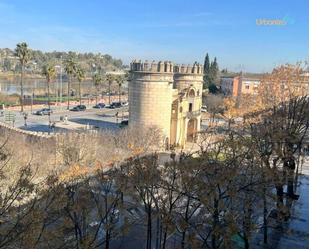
[130,60,203,75]
[130,60,174,73]
[174,62,203,75]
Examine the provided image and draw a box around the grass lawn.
[33,96,79,102]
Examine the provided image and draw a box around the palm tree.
[106,74,114,105]
[42,63,56,125]
[116,76,124,103]
[15,42,31,112]
[93,73,103,105]
[64,57,77,110]
[75,66,85,105]
[42,63,56,110]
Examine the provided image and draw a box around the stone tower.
[170,63,203,146]
[129,60,203,147]
[129,60,174,142]
[173,62,203,92]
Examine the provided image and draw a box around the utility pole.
[31,69,33,113]
[56,67,59,106]
[31,90,34,114]
[60,55,63,109]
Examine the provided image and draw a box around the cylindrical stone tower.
[129,60,174,142]
[173,62,204,94]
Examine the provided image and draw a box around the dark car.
[70,105,86,111]
[93,103,105,109]
[108,102,122,109]
[119,120,129,128]
[121,120,128,125]
[35,108,53,115]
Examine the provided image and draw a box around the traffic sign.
[4,112,16,124]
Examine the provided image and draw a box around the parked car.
[121,120,128,125]
[119,120,129,128]
[108,102,122,109]
[201,106,207,112]
[93,103,105,109]
[70,105,86,111]
[121,101,128,107]
[35,108,53,115]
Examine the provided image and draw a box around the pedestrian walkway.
[55,120,87,130]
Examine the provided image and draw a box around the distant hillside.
[0,48,123,77]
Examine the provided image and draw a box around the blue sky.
[0,0,308,72]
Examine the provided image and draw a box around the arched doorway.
[187,119,196,142]
[188,88,195,113]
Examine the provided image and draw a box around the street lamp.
[91,63,96,104]
[31,69,34,113]
[60,56,63,108]
[55,65,60,104]
[55,56,63,110]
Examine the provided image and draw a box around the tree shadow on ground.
[69,118,120,130]
[21,124,67,133]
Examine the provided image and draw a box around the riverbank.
[1,95,128,111]
[0,71,44,80]
[0,93,127,108]
[0,71,97,81]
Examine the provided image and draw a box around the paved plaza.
[0,105,129,132]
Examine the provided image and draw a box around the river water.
[0,77,97,96]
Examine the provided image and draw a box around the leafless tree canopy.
[0,63,308,249]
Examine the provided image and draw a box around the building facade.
[220,74,261,97]
[129,60,203,147]
[221,72,309,98]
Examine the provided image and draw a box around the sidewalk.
[55,120,88,130]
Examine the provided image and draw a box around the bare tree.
[0,138,37,249]
[123,155,161,249]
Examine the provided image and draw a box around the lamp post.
[31,69,33,113]
[55,65,61,106]
[60,55,63,109]
[55,56,63,110]
[91,63,96,105]
[31,91,34,114]
[55,68,58,106]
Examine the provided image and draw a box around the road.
[0,105,129,132]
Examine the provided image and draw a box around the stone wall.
[0,121,56,149]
